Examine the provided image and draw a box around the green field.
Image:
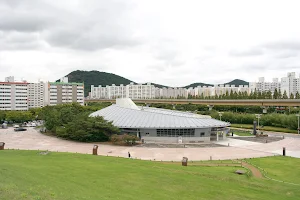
[0,150,300,200]
[231,124,298,133]
[232,130,253,136]
[247,157,300,184]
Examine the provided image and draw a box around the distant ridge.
[224,79,249,87]
[63,70,134,96]
[60,70,249,96]
[183,82,213,88]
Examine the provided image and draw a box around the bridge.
[85,99,300,107]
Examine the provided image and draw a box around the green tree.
[278,89,282,99]
[282,90,288,99]
[0,111,6,121]
[290,93,295,99]
[57,114,119,142]
[296,91,300,99]
[273,88,278,99]
[266,91,272,99]
[5,111,33,123]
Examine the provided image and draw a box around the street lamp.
[255,114,262,134]
[218,112,224,121]
[296,113,300,134]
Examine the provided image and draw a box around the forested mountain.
[64,70,134,96]
[224,79,249,86]
[184,82,213,88]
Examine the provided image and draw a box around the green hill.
[184,82,213,88]
[224,79,249,86]
[64,70,134,96]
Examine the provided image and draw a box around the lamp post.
[218,112,224,121]
[255,114,262,134]
[296,113,300,135]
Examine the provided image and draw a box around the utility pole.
[218,112,224,121]
[255,114,262,134]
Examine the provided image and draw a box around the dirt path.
[241,161,263,178]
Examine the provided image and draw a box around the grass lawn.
[231,124,298,134]
[0,150,300,200]
[247,156,300,184]
[232,130,253,136]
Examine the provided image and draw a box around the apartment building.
[249,77,281,93]
[49,77,84,106]
[91,82,156,99]
[281,72,300,97]
[28,81,49,108]
[0,76,28,111]
[159,87,188,99]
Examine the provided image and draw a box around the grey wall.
[140,129,156,137]
[195,128,211,137]
[57,85,62,104]
[72,85,77,102]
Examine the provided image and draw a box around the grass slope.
[0,151,299,200]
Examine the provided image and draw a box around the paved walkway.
[1,127,299,161]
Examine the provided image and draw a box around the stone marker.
[235,170,246,175]
[93,145,98,155]
[182,157,188,166]
[0,142,5,150]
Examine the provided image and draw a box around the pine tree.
[243,91,248,99]
[249,91,254,99]
[295,91,300,99]
[278,89,282,99]
[253,89,258,99]
[257,91,262,99]
[266,91,272,99]
[282,90,288,99]
[290,93,294,99]
[261,91,266,99]
[225,91,229,99]
[229,90,234,99]
[234,91,238,99]
[273,88,278,99]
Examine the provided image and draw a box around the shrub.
[110,134,139,146]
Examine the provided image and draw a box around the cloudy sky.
[0,0,300,86]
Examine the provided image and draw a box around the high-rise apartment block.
[0,76,84,110]
[281,72,300,97]
[91,82,156,99]
[49,77,84,106]
[0,76,28,110]
[28,81,49,108]
[249,77,281,93]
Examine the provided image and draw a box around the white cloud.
[0,0,300,86]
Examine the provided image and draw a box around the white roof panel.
[90,104,230,129]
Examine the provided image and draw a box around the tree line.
[210,111,299,131]
[186,89,300,99]
[0,103,119,142]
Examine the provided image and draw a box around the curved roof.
[90,104,230,129]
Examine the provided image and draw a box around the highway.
[85,99,300,106]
